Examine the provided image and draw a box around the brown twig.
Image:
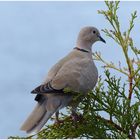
[128,78,133,100]
[129,122,140,138]
[96,115,127,134]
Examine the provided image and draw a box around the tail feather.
[27,110,55,133]
[20,102,46,132]
[20,95,70,134]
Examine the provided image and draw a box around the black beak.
[97,35,106,43]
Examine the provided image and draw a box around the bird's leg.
[70,107,83,122]
[54,111,64,124]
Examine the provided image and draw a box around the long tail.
[20,94,71,134]
[20,100,59,133]
[20,101,49,133]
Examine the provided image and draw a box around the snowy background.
[0,1,140,138]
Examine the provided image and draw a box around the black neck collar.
[74,47,89,53]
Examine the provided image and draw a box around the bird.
[20,26,106,134]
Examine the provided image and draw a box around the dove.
[20,26,106,134]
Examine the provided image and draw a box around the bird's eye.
[93,30,96,34]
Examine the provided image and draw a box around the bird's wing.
[32,59,83,95]
[31,54,71,102]
[43,50,83,84]
[31,51,77,94]
[43,55,69,83]
[32,51,91,95]
[31,82,64,94]
[50,57,91,93]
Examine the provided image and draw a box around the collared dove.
[20,26,106,134]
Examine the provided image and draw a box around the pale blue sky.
[0,1,140,138]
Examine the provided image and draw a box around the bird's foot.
[54,119,64,125]
[70,113,83,122]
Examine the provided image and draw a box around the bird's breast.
[67,58,98,94]
[78,61,98,93]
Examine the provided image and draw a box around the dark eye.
[93,30,96,34]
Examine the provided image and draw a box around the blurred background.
[0,1,139,138]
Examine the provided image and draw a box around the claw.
[54,119,64,125]
[70,113,83,122]
[54,111,64,125]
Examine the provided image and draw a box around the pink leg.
[70,111,83,122]
[54,111,64,124]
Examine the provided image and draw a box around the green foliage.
[33,70,139,139]
[10,1,140,139]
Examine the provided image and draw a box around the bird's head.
[78,26,106,44]
[76,26,106,51]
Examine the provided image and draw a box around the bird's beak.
[97,35,106,43]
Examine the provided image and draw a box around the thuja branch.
[98,1,138,102]
[133,66,140,78]
[93,52,129,76]
[96,115,127,135]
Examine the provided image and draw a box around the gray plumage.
[20,26,106,134]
